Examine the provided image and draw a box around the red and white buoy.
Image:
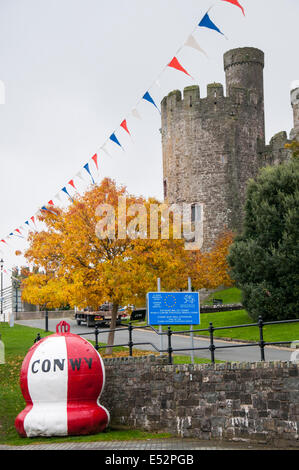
[15,321,109,437]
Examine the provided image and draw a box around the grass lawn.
[0,322,214,446]
[203,287,242,305]
[161,309,299,343]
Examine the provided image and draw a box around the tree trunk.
[105,302,118,355]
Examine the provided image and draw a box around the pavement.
[15,317,294,363]
[0,438,290,451]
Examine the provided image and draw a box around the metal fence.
[34,315,299,364]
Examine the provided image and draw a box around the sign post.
[157,278,163,355]
[188,277,195,364]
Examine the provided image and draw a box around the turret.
[224,47,264,103]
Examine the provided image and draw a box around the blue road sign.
[147,292,200,326]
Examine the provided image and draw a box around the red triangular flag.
[15,229,22,235]
[0,239,7,244]
[48,200,54,206]
[92,153,98,170]
[222,0,245,16]
[120,119,131,136]
[30,216,36,226]
[68,179,76,190]
[168,57,192,77]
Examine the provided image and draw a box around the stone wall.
[14,310,75,320]
[102,356,299,447]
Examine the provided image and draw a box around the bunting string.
[0,0,245,258]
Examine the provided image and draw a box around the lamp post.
[0,259,3,318]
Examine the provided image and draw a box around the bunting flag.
[101,145,112,159]
[15,229,22,235]
[222,0,245,16]
[143,92,160,113]
[75,171,86,182]
[168,57,192,78]
[30,216,36,227]
[25,221,30,228]
[55,192,62,203]
[68,179,77,191]
[1,239,7,245]
[83,163,95,184]
[62,187,74,202]
[11,229,24,238]
[198,12,224,35]
[131,108,142,120]
[92,153,98,170]
[120,119,131,136]
[185,35,208,57]
[110,132,123,149]
[41,206,57,215]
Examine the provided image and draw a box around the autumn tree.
[23,178,188,353]
[188,231,235,290]
[285,140,299,159]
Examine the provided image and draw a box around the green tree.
[227,159,299,321]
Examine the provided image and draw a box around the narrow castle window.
[191,204,201,223]
[163,179,167,198]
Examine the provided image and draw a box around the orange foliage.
[189,231,235,290]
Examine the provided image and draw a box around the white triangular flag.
[75,171,86,182]
[185,35,208,57]
[101,145,112,159]
[132,108,142,120]
[55,192,62,203]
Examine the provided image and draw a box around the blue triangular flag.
[62,187,74,201]
[83,163,95,184]
[41,206,57,215]
[142,91,160,113]
[110,132,122,149]
[198,12,224,35]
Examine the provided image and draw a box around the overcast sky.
[0,0,298,283]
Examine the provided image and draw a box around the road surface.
[15,317,294,362]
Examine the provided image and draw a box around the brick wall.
[101,356,299,447]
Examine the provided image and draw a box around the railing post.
[167,326,173,365]
[209,322,215,364]
[258,315,265,361]
[128,322,133,357]
[94,325,99,351]
[45,309,48,332]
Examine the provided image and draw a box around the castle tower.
[161,47,265,249]
[291,87,299,140]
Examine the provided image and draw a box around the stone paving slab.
[0,439,289,451]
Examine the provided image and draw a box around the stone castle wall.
[101,356,299,447]
[161,47,293,249]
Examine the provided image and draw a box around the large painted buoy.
[15,321,109,437]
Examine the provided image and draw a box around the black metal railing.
[34,315,299,365]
